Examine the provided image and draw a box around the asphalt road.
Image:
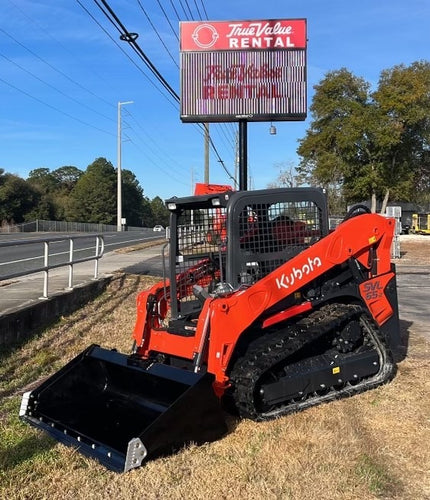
[396,265,430,341]
[0,230,164,279]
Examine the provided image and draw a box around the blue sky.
[1,0,429,200]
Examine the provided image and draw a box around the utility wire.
[6,0,116,109]
[181,0,194,20]
[175,0,190,21]
[0,52,114,123]
[75,0,178,111]
[173,0,238,176]
[199,0,209,19]
[168,0,182,22]
[95,0,179,102]
[4,0,235,188]
[0,27,113,109]
[170,0,237,158]
[0,76,115,136]
[156,0,180,40]
[92,0,236,183]
[192,0,203,20]
[6,0,188,178]
[136,0,179,69]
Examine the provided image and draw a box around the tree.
[150,196,170,227]
[27,168,59,193]
[27,166,83,220]
[298,68,383,211]
[122,169,145,226]
[373,61,430,206]
[0,170,40,223]
[49,166,83,220]
[26,168,58,220]
[51,166,83,192]
[267,161,304,188]
[297,62,430,212]
[141,197,154,227]
[67,158,116,224]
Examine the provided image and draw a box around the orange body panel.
[359,273,395,326]
[133,213,396,393]
[194,183,233,195]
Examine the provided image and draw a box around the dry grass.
[114,238,166,254]
[1,268,430,499]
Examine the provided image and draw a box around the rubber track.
[229,303,395,421]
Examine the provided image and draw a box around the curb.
[0,276,113,347]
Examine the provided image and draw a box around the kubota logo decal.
[275,256,322,290]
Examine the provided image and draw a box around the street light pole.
[117,100,133,232]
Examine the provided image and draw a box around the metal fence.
[0,234,104,298]
[0,220,146,233]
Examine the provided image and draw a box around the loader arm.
[203,213,396,390]
[134,212,397,389]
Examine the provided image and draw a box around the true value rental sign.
[180,19,307,122]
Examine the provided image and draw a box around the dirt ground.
[396,234,430,265]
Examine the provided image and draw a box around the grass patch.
[0,398,55,473]
[0,274,429,500]
[356,453,397,496]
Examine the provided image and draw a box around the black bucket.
[20,345,227,472]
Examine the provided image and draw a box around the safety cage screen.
[226,195,326,286]
[170,206,228,318]
[167,189,328,319]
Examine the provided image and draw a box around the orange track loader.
[20,188,401,472]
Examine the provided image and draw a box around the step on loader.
[20,187,401,472]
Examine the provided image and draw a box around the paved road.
[0,230,162,278]
[0,242,165,316]
[396,265,430,341]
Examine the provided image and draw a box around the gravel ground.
[397,234,430,266]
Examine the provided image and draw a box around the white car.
[153,225,164,232]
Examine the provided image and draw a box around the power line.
[90,0,236,183]
[192,0,203,20]
[0,26,113,109]
[6,0,115,107]
[94,0,180,102]
[199,0,209,19]
[157,0,180,40]
[181,0,194,20]
[0,76,115,136]
[0,51,114,123]
[136,0,179,69]
[168,0,182,22]
[124,112,193,178]
[75,0,179,110]
[175,0,190,21]
[4,0,191,178]
[2,0,238,193]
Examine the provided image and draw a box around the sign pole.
[238,120,248,191]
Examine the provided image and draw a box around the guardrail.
[0,219,146,233]
[0,234,104,298]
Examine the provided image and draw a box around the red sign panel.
[180,19,307,51]
[180,19,307,123]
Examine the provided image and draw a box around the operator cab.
[165,188,329,327]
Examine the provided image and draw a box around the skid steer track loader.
[20,187,401,472]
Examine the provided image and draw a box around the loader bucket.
[20,345,227,472]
